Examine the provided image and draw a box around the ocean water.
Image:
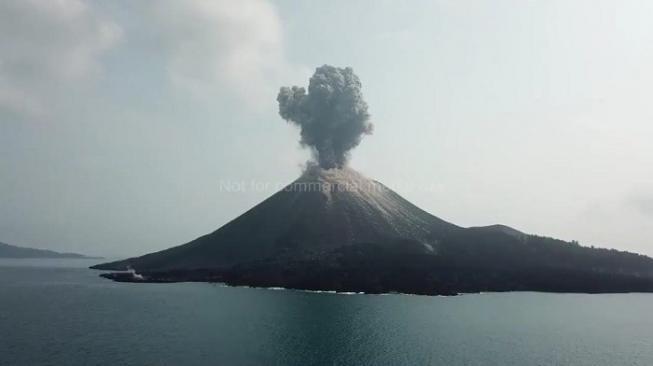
[1,259,652,366]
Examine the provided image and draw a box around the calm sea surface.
[1,258,652,366]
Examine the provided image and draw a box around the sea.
[1,258,652,366]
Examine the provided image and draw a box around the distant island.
[0,241,99,259]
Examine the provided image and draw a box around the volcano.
[94,167,457,271]
[94,65,653,294]
[93,167,653,295]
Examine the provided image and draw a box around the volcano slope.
[93,167,653,295]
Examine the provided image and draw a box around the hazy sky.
[1,0,652,258]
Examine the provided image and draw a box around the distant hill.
[0,241,97,259]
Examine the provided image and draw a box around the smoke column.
[277,65,373,169]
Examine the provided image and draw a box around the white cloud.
[0,0,121,116]
[0,0,300,116]
[148,0,297,105]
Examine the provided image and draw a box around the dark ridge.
[469,224,527,240]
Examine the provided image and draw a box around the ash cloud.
[277,65,372,169]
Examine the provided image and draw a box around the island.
[0,241,99,259]
[93,167,653,296]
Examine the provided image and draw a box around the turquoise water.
[1,259,652,366]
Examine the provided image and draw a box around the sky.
[0,0,652,258]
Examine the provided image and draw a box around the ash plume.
[277,65,373,169]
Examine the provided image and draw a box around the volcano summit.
[94,66,653,295]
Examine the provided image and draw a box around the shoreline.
[97,270,653,297]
